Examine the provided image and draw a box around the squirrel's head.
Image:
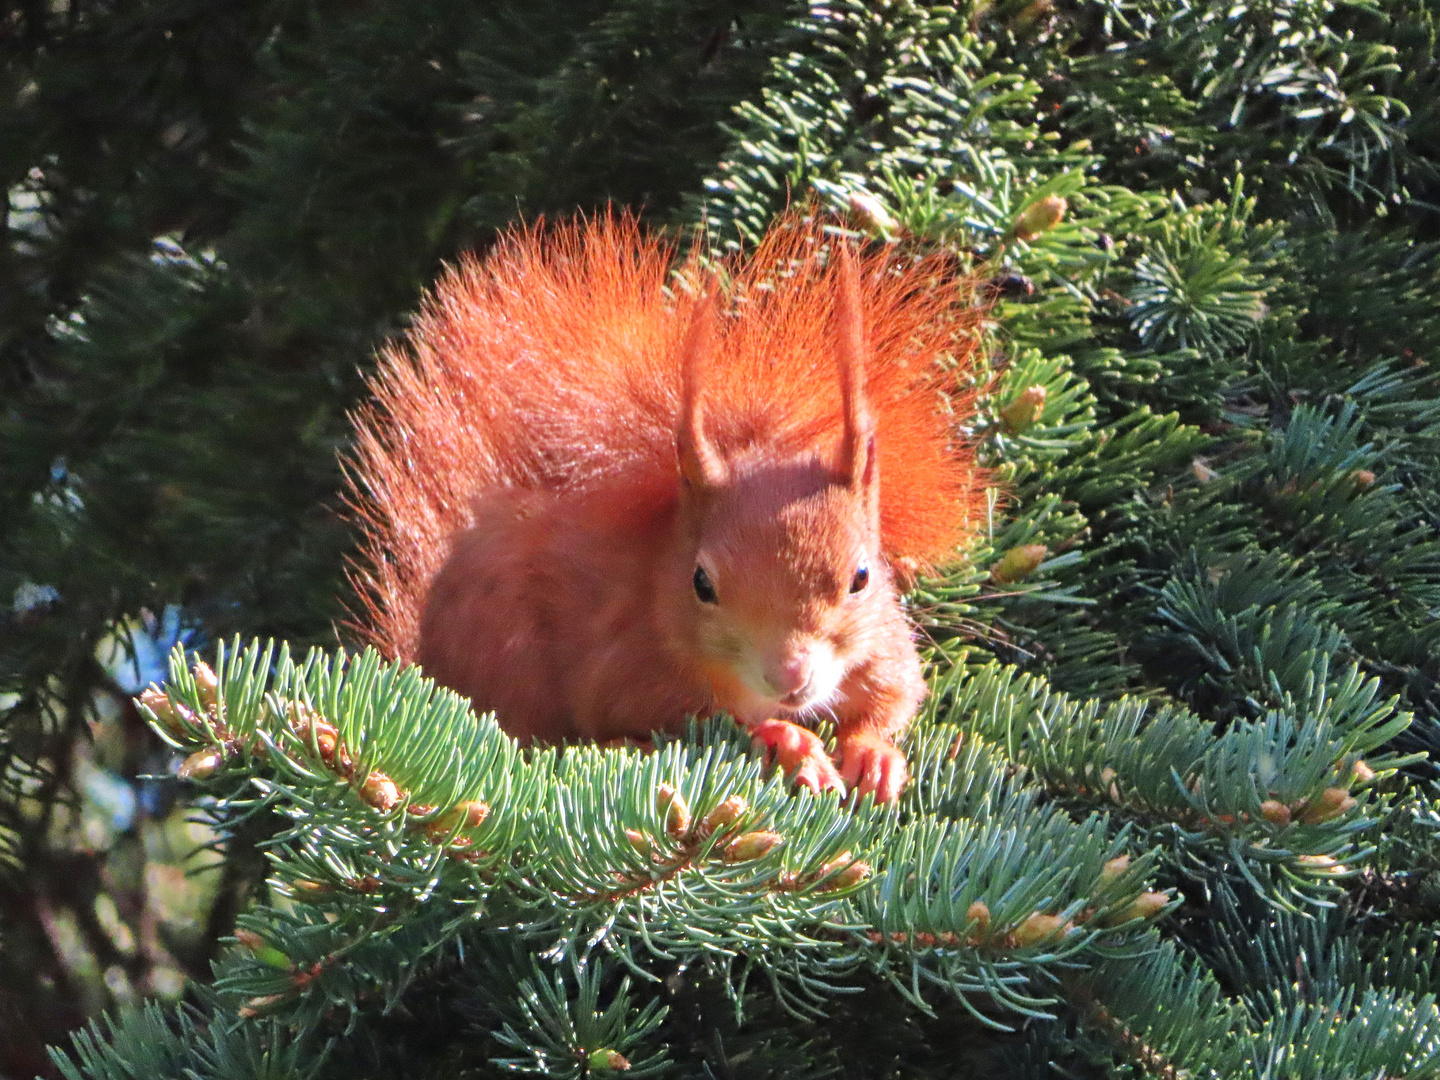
[670,245,893,723]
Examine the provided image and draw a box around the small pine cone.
[698,795,748,838]
[999,385,1047,432]
[848,191,900,237]
[816,852,872,890]
[1014,195,1067,241]
[137,686,191,737]
[723,830,784,863]
[1297,787,1356,825]
[1260,800,1292,826]
[1294,854,1342,875]
[991,544,1048,583]
[1116,891,1169,924]
[1012,912,1067,946]
[359,771,401,812]
[426,800,490,836]
[192,660,220,711]
[458,801,489,827]
[178,747,224,780]
[965,901,991,936]
[586,1048,631,1072]
[657,784,691,839]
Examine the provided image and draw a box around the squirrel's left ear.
[677,282,728,492]
[834,244,879,506]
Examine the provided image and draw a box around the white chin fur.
[735,659,845,721]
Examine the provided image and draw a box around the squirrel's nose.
[767,653,812,699]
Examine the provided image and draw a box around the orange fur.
[344,213,984,801]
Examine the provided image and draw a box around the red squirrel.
[345,214,982,802]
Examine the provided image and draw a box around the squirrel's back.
[346,213,982,661]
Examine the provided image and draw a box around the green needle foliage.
[7,0,1440,1076]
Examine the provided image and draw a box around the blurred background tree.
[6,1,1440,1077]
[0,2,796,1071]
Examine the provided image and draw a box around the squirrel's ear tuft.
[677,284,728,492]
[834,244,877,498]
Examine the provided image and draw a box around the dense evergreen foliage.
[6,1,1440,1076]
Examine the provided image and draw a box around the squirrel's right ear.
[677,285,728,492]
[833,243,878,498]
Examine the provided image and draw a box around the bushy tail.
[344,213,985,659]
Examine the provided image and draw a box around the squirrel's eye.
[693,565,719,604]
[850,564,870,594]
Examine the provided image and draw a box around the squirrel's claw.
[750,721,908,802]
[838,735,909,804]
[750,719,847,797]
[791,753,848,797]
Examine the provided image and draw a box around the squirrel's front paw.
[750,718,846,797]
[838,735,908,804]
